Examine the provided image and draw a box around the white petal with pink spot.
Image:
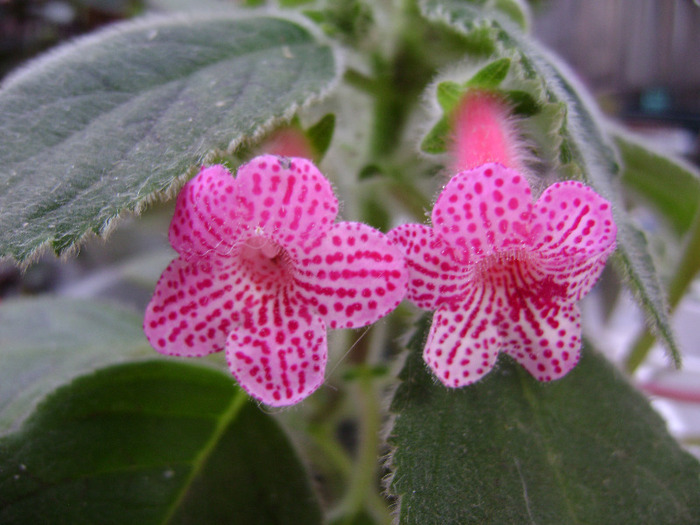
[432,164,533,263]
[296,222,408,329]
[232,156,338,257]
[226,292,327,406]
[425,294,501,387]
[387,224,469,310]
[533,181,617,300]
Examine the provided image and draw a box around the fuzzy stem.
[337,372,386,523]
[330,327,392,525]
[626,207,700,372]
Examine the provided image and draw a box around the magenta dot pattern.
[145,155,408,407]
[388,163,617,387]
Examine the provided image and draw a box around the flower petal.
[232,155,338,256]
[387,223,468,310]
[144,256,260,357]
[533,181,616,299]
[502,300,582,382]
[432,163,533,262]
[424,287,502,388]
[169,165,241,259]
[295,222,408,329]
[226,292,327,406]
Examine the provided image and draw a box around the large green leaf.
[0,297,152,435]
[0,13,338,262]
[0,360,323,524]
[419,0,681,366]
[388,318,700,524]
[616,132,700,234]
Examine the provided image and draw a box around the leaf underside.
[389,318,700,525]
[0,13,337,262]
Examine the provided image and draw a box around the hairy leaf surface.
[0,13,337,262]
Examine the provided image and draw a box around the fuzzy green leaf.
[420,115,452,154]
[0,298,152,435]
[436,81,463,112]
[0,13,337,262]
[306,113,336,159]
[0,360,322,524]
[466,56,511,88]
[504,89,539,115]
[389,318,700,524]
[419,0,681,367]
[616,132,700,234]
[419,0,529,31]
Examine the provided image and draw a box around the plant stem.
[331,327,393,525]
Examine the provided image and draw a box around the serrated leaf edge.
[0,9,343,267]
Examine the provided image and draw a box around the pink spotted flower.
[145,155,408,406]
[388,162,616,387]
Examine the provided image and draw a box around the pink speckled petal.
[432,163,533,262]
[226,292,327,407]
[232,155,339,256]
[144,256,261,357]
[424,286,502,388]
[295,222,408,329]
[169,165,241,259]
[387,223,468,310]
[502,300,581,381]
[533,181,617,299]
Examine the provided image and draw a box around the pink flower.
[145,155,408,406]
[388,162,616,387]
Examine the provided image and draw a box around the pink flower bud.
[450,90,524,173]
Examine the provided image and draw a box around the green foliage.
[466,56,511,88]
[617,132,700,234]
[1,2,696,523]
[435,81,463,112]
[307,0,374,45]
[420,0,530,31]
[616,133,700,370]
[389,319,700,524]
[0,298,151,434]
[418,0,681,367]
[0,360,323,524]
[306,113,337,159]
[420,115,452,154]
[0,13,337,263]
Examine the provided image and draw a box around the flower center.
[472,248,568,304]
[472,248,532,283]
[237,231,294,286]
